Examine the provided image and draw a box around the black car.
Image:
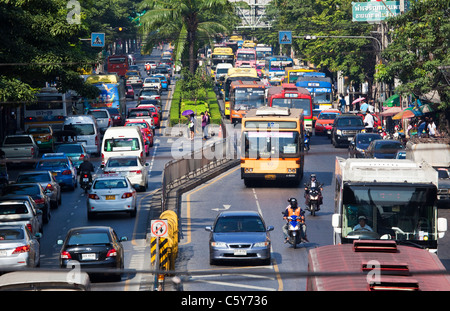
[348,133,382,158]
[2,183,51,224]
[331,114,365,148]
[365,139,404,159]
[106,108,124,126]
[57,226,127,281]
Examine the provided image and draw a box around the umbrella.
[182,109,194,116]
[392,107,422,120]
[352,97,366,105]
[419,104,433,113]
[383,94,400,107]
[380,106,402,117]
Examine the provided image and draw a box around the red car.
[134,103,160,128]
[315,109,341,137]
[124,119,154,155]
[126,85,135,99]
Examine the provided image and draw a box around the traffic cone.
[218,125,223,138]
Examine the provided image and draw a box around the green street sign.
[352,1,408,23]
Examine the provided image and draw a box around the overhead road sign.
[91,33,105,47]
[352,1,409,23]
[279,31,292,45]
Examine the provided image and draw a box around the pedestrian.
[188,113,195,140]
[363,110,374,133]
[201,112,209,140]
[427,117,439,137]
[339,94,346,113]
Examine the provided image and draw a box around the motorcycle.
[305,184,322,216]
[79,171,92,193]
[284,214,305,249]
[304,132,310,151]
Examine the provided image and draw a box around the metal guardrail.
[161,123,237,210]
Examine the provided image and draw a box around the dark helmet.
[288,197,298,208]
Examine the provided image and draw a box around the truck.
[332,157,447,253]
[0,135,39,167]
[405,137,450,205]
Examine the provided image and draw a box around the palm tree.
[139,0,237,74]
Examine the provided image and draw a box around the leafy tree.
[138,0,237,74]
[375,0,450,111]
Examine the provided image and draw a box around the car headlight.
[253,242,269,247]
[211,242,227,248]
[336,129,342,135]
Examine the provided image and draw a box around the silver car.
[86,176,137,219]
[205,211,274,265]
[101,156,149,191]
[16,171,61,209]
[0,224,41,269]
[87,109,112,134]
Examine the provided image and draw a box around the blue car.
[35,153,77,190]
[153,74,168,91]
[55,143,89,169]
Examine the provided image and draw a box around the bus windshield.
[271,98,311,115]
[234,89,265,110]
[313,92,332,104]
[243,131,299,158]
[237,53,256,61]
[342,185,437,242]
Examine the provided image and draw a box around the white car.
[86,175,137,219]
[101,156,149,191]
[143,77,161,91]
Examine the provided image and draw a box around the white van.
[63,116,101,155]
[101,126,145,165]
[215,63,233,84]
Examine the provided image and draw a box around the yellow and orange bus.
[240,106,305,187]
[229,80,266,123]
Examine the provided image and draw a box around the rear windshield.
[27,127,50,134]
[57,145,83,153]
[37,160,69,169]
[67,232,111,246]
[107,158,138,167]
[128,110,151,117]
[63,124,95,135]
[103,138,140,152]
[4,137,32,144]
[0,204,28,215]
[17,174,50,183]
[0,228,25,240]
[93,179,128,189]
[88,111,108,118]
[4,185,40,195]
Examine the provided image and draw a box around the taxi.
[314,109,341,137]
[26,125,54,152]
[124,119,154,155]
[34,153,77,190]
[86,175,137,219]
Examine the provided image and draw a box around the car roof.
[67,226,113,235]
[19,171,51,175]
[217,211,261,217]
[107,155,139,160]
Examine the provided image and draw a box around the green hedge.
[169,82,221,126]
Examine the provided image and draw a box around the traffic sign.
[151,219,168,238]
[279,31,292,45]
[91,33,105,47]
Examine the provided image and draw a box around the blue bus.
[295,74,333,110]
[264,56,293,78]
[85,74,126,118]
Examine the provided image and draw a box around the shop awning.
[383,94,400,107]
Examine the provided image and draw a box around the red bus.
[267,83,313,133]
[107,55,130,77]
[307,240,450,291]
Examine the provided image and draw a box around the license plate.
[81,253,96,260]
[105,195,115,200]
[327,130,331,134]
[82,178,89,182]
[265,174,276,180]
[234,249,247,256]
[0,250,7,257]
[348,137,353,141]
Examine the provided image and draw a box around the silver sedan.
[0,224,41,269]
[86,176,137,219]
[101,156,149,191]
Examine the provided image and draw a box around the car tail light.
[155,96,160,100]
[106,248,117,257]
[31,147,35,157]
[61,251,72,259]
[101,153,105,164]
[34,198,45,204]
[130,170,142,174]
[140,151,143,159]
[12,245,30,254]
[27,224,32,232]
[79,154,85,161]
[88,194,100,200]
[121,192,133,199]
[95,135,99,146]
[46,183,54,191]
[62,170,71,175]
[108,118,112,127]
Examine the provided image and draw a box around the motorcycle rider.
[145,62,151,73]
[78,157,94,183]
[304,174,323,211]
[282,198,308,243]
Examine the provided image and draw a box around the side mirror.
[57,239,64,245]
[205,226,212,232]
[120,236,128,242]
[35,233,42,239]
[267,226,274,232]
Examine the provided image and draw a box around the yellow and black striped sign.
[150,237,170,270]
